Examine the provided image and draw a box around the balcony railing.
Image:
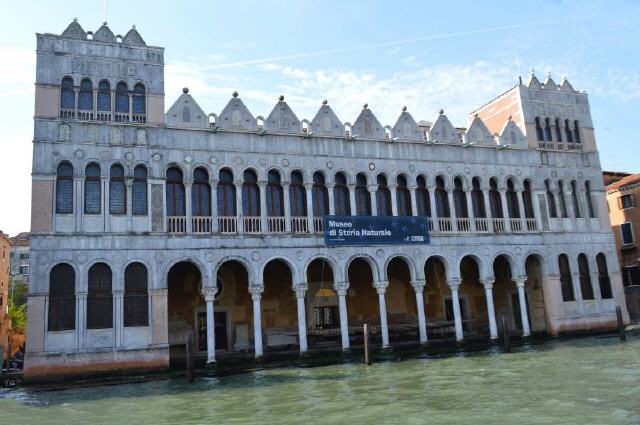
[526,218,538,232]
[167,216,186,233]
[456,218,471,232]
[492,218,506,233]
[438,218,453,232]
[290,217,309,234]
[427,218,434,232]
[192,216,212,234]
[475,218,489,232]
[313,217,324,233]
[537,140,581,152]
[509,218,523,233]
[268,216,286,233]
[218,217,237,234]
[243,216,262,234]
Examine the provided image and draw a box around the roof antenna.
[103,0,108,24]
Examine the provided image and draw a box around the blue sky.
[1,0,639,235]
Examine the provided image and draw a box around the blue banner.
[323,216,430,246]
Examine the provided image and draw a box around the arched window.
[242,169,260,216]
[558,180,568,218]
[523,180,535,218]
[192,168,211,216]
[544,118,552,142]
[97,80,111,111]
[109,164,126,215]
[596,253,613,299]
[333,172,350,215]
[573,120,581,144]
[78,78,93,111]
[132,165,147,216]
[56,162,74,214]
[558,254,575,302]
[506,178,520,218]
[267,170,284,216]
[416,175,431,217]
[435,176,450,218]
[60,76,75,109]
[376,174,392,216]
[289,171,307,216]
[355,173,371,216]
[313,172,329,217]
[545,180,557,218]
[564,119,574,144]
[115,81,129,113]
[217,168,236,216]
[577,253,594,300]
[396,175,411,216]
[453,177,467,218]
[84,163,101,215]
[535,117,544,141]
[87,263,113,329]
[489,178,503,218]
[132,83,145,114]
[48,263,75,331]
[571,180,581,218]
[124,262,148,327]
[471,177,486,218]
[166,167,186,216]
[554,118,563,143]
[585,181,595,218]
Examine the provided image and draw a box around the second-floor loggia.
[163,167,545,236]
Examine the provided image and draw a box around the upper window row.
[535,117,581,145]
[59,76,146,123]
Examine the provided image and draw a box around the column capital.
[75,291,88,298]
[148,288,168,296]
[513,276,527,287]
[184,179,193,186]
[304,183,313,190]
[448,278,461,291]
[410,279,426,293]
[257,180,267,188]
[408,184,417,191]
[202,287,218,301]
[249,285,264,300]
[333,281,349,296]
[112,289,125,296]
[368,185,379,192]
[479,277,495,289]
[293,283,307,298]
[389,184,398,191]
[326,183,335,190]
[374,280,389,294]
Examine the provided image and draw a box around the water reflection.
[1,335,639,424]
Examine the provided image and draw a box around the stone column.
[348,184,357,216]
[92,88,98,118]
[73,86,79,117]
[480,278,498,339]
[411,280,427,344]
[428,186,438,230]
[210,179,219,233]
[482,187,494,232]
[409,185,418,217]
[334,282,350,350]
[305,183,314,232]
[75,177,83,232]
[76,291,87,350]
[532,190,544,231]
[235,180,244,233]
[294,284,308,354]
[390,184,399,216]
[448,278,464,341]
[517,189,527,231]
[102,177,109,232]
[185,180,193,233]
[202,287,218,363]
[327,184,336,215]
[128,93,133,122]
[447,189,458,231]
[149,289,168,346]
[259,181,268,233]
[369,185,378,216]
[126,177,133,232]
[499,189,509,229]
[514,277,531,337]
[283,181,292,231]
[250,285,264,358]
[113,289,124,348]
[375,281,390,348]
[465,190,476,231]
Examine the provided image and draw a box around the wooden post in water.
[363,324,372,365]
[186,333,194,383]
[616,306,626,341]
[501,315,511,353]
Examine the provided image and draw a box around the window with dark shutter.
[115,81,129,113]
[97,80,111,111]
[577,254,594,300]
[87,263,113,329]
[453,177,467,218]
[216,168,236,216]
[396,175,411,216]
[266,170,284,216]
[545,180,557,218]
[623,266,640,286]
[167,167,186,216]
[60,76,75,109]
[435,176,450,218]
[558,254,575,302]
[84,163,101,214]
[56,162,74,214]
[333,172,350,215]
[585,181,596,218]
[596,254,613,299]
[109,164,126,214]
[78,78,93,111]
[313,172,329,217]
[132,165,147,215]
[416,175,431,217]
[355,173,371,216]
[289,171,307,216]
[489,178,502,219]
[192,167,211,216]
[48,263,75,331]
[471,177,485,218]
[132,83,145,114]
[621,222,635,245]
[620,194,635,209]
[506,179,519,218]
[124,262,148,327]
[242,169,260,216]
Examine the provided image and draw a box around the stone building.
[605,172,640,321]
[9,232,31,287]
[0,232,10,363]
[24,19,629,381]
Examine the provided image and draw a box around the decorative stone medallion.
[369,162,376,171]
[113,254,124,264]
[376,249,385,258]
[446,166,452,174]
[99,150,112,161]
[281,158,290,167]
[259,158,267,167]
[154,252,165,264]
[464,167,470,174]
[234,156,243,165]
[251,251,261,262]
[414,248,423,259]
[409,164,415,173]
[152,152,163,161]
[326,161,334,169]
[578,171,584,178]
[205,252,215,262]
[499,168,505,175]
[184,154,193,164]
[87,125,98,143]
[74,149,85,159]
[124,152,134,162]
[551,170,557,178]
[296,250,304,261]
[136,128,148,145]
[111,127,123,145]
[52,150,60,156]
[516,168,522,176]
[209,156,218,164]
[515,247,522,256]
[59,123,71,141]
[76,253,87,264]
[336,249,346,260]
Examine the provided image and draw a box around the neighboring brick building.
[0,232,11,363]
[605,172,640,321]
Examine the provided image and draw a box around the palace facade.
[24,19,630,381]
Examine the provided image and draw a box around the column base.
[206,358,217,365]
[299,351,310,358]
[380,345,393,353]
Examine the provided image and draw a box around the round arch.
[384,254,417,282]
[345,254,381,283]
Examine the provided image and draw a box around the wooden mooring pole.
[186,333,195,383]
[616,306,626,341]
[363,324,372,365]
[501,315,511,353]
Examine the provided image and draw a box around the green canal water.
[1,335,639,425]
